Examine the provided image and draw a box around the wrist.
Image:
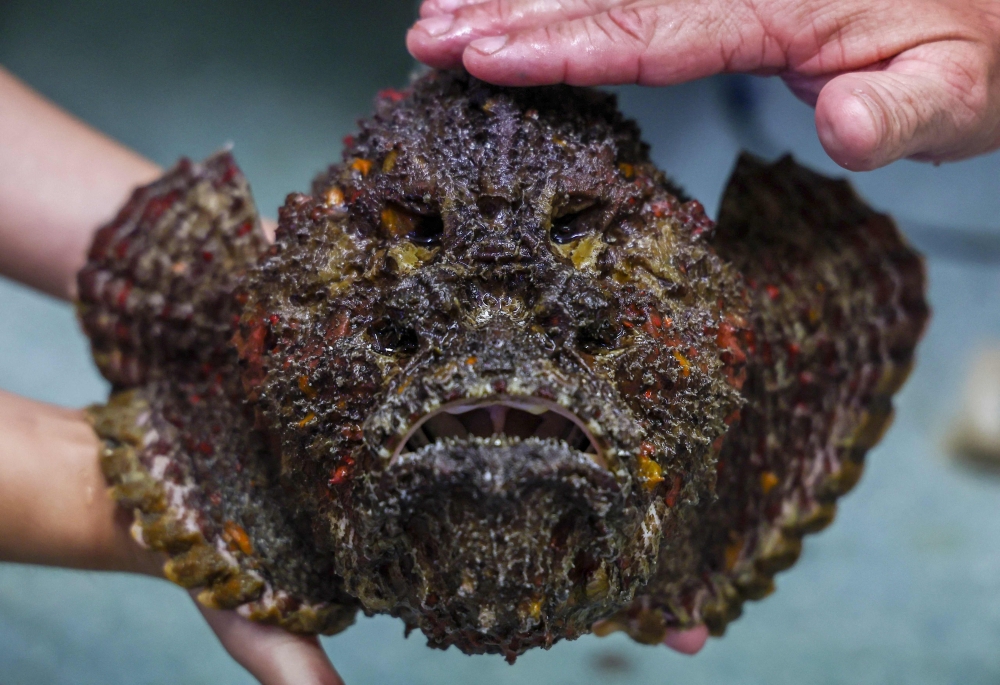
[0,390,162,576]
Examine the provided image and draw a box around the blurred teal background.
[2,1,1000,683]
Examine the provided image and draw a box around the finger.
[196,599,343,685]
[782,57,893,108]
[815,42,1000,170]
[782,73,834,108]
[459,3,779,86]
[261,217,277,243]
[420,0,487,18]
[454,1,972,88]
[409,0,624,68]
[662,625,709,655]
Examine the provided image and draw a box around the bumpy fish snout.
[377,437,630,655]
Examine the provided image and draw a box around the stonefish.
[80,70,928,660]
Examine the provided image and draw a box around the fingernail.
[416,14,455,37]
[469,35,508,55]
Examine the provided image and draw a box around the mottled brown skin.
[79,70,928,661]
[598,155,928,641]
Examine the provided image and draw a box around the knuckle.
[492,0,517,25]
[579,15,617,48]
[860,75,917,146]
[712,1,776,70]
[887,80,923,142]
[603,6,660,47]
[558,0,600,15]
[458,0,508,25]
[455,0,511,27]
[941,48,991,122]
[543,21,578,50]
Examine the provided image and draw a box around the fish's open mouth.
[394,397,604,466]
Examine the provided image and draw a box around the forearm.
[0,389,159,575]
[0,66,161,301]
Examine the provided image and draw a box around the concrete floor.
[2,2,999,683]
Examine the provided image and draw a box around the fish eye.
[408,214,444,246]
[369,316,419,355]
[576,319,623,354]
[549,202,605,245]
[381,203,443,246]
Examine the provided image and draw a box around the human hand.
[408,0,1000,171]
[195,597,344,685]
[0,390,342,684]
[663,625,709,654]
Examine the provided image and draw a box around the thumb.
[195,597,344,685]
[815,43,999,170]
